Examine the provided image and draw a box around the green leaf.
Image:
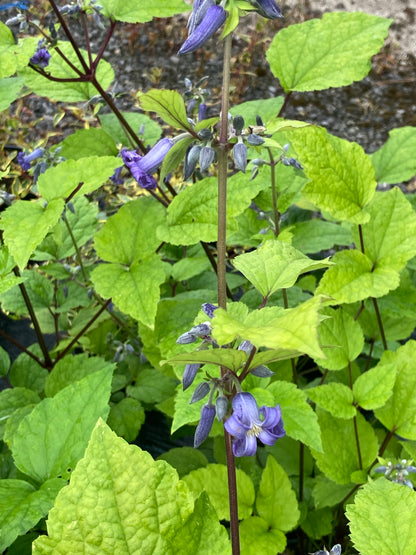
[127,368,178,404]
[353,363,397,410]
[107,397,145,442]
[183,463,255,520]
[91,256,166,328]
[138,89,191,131]
[32,419,195,554]
[9,349,48,394]
[266,12,391,92]
[99,0,189,23]
[160,135,194,183]
[169,492,231,555]
[0,387,40,440]
[212,297,325,359]
[20,42,114,102]
[0,478,65,552]
[37,157,121,201]
[267,381,323,452]
[45,353,116,397]
[0,270,54,315]
[311,408,378,484]
[166,349,247,373]
[347,478,416,555]
[301,507,333,540]
[307,383,356,419]
[157,447,208,479]
[371,126,416,184]
[0,22,16,79]
[171,256,211,281]
[230,97,285,125]
[313,307,364,370]
[57,128,117,160]
[94,197,166,264]
[12,367,113,482]
[257,456,300,531]
[0,199,64,269]
[99,112,162,147]
[157,171,269,245]
[0,246,22,295]
[316,249,399,304]
[289,126,376,224]
[0,347,10,378]
[233,240,331,298]
[55,195,99,259]
[0,77,24,111]
[289,219,352,254]
[313,475,354,509]
[374,341,416,439]
[239,516,286,555]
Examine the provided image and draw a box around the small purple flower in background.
[179,4,227,55]
[250,0,283,19]
[224,392,285,457]
[121,138,173,190]
[17,147,44,171]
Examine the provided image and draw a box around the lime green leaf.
[107,397,145,442]
[353,363,397,410]
[127,368,178,404]
[45,353,116,397]
[99,0,188,23]
[94,197,166,264]
[301,507,333,539]
[57,128,117,160]
[289,126,376,224]
[0,246,22,295]
[55,195,99,259]
[138,89,191,131]
[230,97,285,125]
[233,240,331,298]
[32,419,194,554]
[171,256,211,281]
[0,387,40,440]
[371,126,416,184]
[12,367,113,482]
[267,381,322,452]
[158,447,208,479]
[347,479,416,555]
[311,408,378,484]
[183,463,255,521]
[353,188,416,273]
[157,172,269,245]
[0,199,64,269]
[166,349,247,373]
[290,219,352,254]
[0,270,53,315]
[3,404,36,450]
[212,297,325,359]
[170,492,231,555]
[37,156,121,201]
[313,307,364,370]
[316,249,399,304]
[240,516,286,555]
[0,77,24,111]
[0,22,16,78]
[20,42,114,102]
[9,349,48,394]
[0,347,10,378]
[99,112,162,147]
[91,256,166,328]
[313,475,354,509]
[307,383,356,419]
[0,478,65,552]
[257,456,300,531]
[266,12,391,92]
[374,341,416,439]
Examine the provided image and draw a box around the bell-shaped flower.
[30,48,51,69]
[224,392,285,457]
[17,147,44,171]
[121,138,173,190]
[250,0,283,19]
[187,0,215,34]
[179,5,227,55]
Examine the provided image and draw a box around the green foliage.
[99,0,189,23]
[371,126,416,184]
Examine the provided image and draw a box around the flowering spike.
[194,403,216,447]
[179,5,227,55]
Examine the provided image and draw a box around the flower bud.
[250,0,283,19]
[198,103,207,121]
[202,303,218,318]
[194,403,216,447]
[179,5,227,55]
[191,382,211,404]
[246,134,265,146]
[233,142,247,173]
[250,365,274,378]
[215,395,228,421]
[197,128,212,141]
[199,146,215,171]
[233,115,245,134]
[238,340,254,354]
[183,363,201,391]
[188,0,215,34]
[256,115,265,126]
[184,144,201,180]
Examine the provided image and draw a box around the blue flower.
[179,4,227,55]
[30,48,51,68]
[16,147,44,171]
[121,138,173,190]
[224,392,285,456]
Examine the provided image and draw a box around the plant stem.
[13,267,52,369]
[372,297,388,350]
[348,362,363,469]
[267,147,280,236]
[0,328,46,367]
[225,429,240,555]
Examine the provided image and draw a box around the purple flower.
[250,0,283,19]
[202,303,218,318]
[30,48,51,68]
[121,138,173,190]
[224,392,285,457]
[16,147,44,171]
[198,103,207,121]
[179,5,227,55]
[194,403,216,447]
[110,166,124,185]
[188,0,215,34]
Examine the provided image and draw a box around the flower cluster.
[374,459,416,489]
[121,138,173,190]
